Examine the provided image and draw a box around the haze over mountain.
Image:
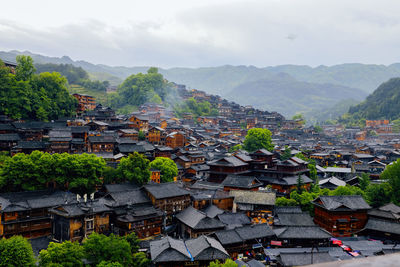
[7,50,400,118]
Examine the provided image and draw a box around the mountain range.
[3,50,400,119]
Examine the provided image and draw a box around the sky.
[2,0,400,68]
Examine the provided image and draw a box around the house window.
[86,221,94,230]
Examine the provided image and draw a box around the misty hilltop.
[4,50,400,118]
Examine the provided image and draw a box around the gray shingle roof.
[222,175,262,189]
[150,237,190,262]
[363,218,400,235]
[0,190,76,212]
[274,226,331,239]
[314,195,371,211]
[176,206,225,230]
[274,213,315,226]
[144,182,190,199]
[230,190,276,205]
[185,236,229,261]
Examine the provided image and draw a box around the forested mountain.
[226,76,366,116]
[3,50,400,118]
[340,78,400,126]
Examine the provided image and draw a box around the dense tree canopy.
[116,152,150,185]
[39,241,85,267]
[0,151,106,195]
[0,236,36,267]
[381,158,400,204]
[242,128,274,152]
[83,233,133,266]
[149,157,178,182]
[109,68,169,113]
[174,97,218,118]
[0,56,77,121]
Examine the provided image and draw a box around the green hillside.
[340,78,400,126]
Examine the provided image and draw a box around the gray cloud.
[1,0,400,67]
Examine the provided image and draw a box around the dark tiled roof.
[176,206,224,230]
[363,218,400,235]
[217,212,251,227]
[208,156,248,167]
[274,213,315,226]
[185,236,229,261]
[15,141,48,149]
[0,133,20,141]
[144,182,190,199]
[314,195,371,211]
[106,189,150,207]
[274,226,331,239]
[275,206,303,214]
[221,175,262,189]
[0,190,76,212]
[150,237,190,262]
[204,205,224,218]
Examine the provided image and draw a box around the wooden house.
[73,93,96,113]
[88,135,116,153]
[207,156,249,183]
[165,132,185,148]
[150,169,161,183]
[48,129,72,153]
[143,183,191,224]
[150,236,229,267]
[146,126,166,145]
[49,198,112,242]
[312,195,371,237]
[115,206,163,239]
[128,114,149,131]
[214,224,275,258]
[118,129,139,141]
[0,190,76,239]
[176,206,225,238]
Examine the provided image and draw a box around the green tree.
[381,158,400,204]
[138,131,146,141]
[296,175,304,193]
[16,55,36,81]
[365,183,392,208]
[209,259,238,267]
[0,236,35,267]
[228,144,242,153]
[149,157,178,182]
[124,232,140,254]
[281,146,292,161]
[0,152,106,194]
[83,233,133,266]
[359,173,370,191]
[275,197,298,206]
[97,261,124,267]
[117,152,150,185]
[242,128,273,152]
[132,252,151,267]
[292,113,306,126]
[115,68,166,110]
[0,56,77,121]
[39,241,85,267]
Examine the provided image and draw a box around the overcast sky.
[2,0,400,68]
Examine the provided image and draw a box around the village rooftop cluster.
[2,61,400,266]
